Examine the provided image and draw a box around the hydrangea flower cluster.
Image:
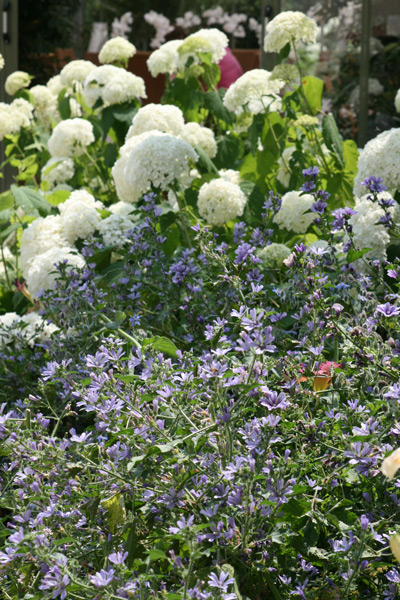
[223,69,284,114]
[263,11,318,53]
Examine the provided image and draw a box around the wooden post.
[260,0,281,71]
[358,0,371,147]
[0,0,18,192]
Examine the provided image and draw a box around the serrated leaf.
[11,185,51,217]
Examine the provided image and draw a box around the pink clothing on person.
[218,48,243,89]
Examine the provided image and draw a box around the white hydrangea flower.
[277,146,296,187]
[0,98,34,140]
[223,69,284,115]
[112,131,165,203]
[99,214,134,248]
[5,70,31,95]
[48,118,95,158]
[353,128,400,197]
[144,10,174,49]
[395,89,400,114]
[0,312,21,346]
[109,201,136,216]
[147,40,182,77]
[219,169,241,185]
[264,11,318,53]
[273,190,315,233]
[58,190,103,243]
[124,135,198,200]
[257,243,291,267]
[41,157,75,189]
[125,103,185,139]
[47,75,63,96]
[83,65,146,107]
[293,115,319,128]
[19,312,59,347]
[181,122,217,158]
[20,215,69,275]
[25,246,86,298]
[271,63,300,83]
[197,178,247,226]
[60,60,96,89]
[99,36,136,64]
[29,85,58,126]
[177,28,228,68]
[347,192,399,263]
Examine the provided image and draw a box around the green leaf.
[343,139,359,177]
[322,113,344,167]
[346,247,371,264]
[11,185,51,217]
[277,42,291,63]
[301,75,324,115]
[195,145,219,175]
[58,95,72,120]
[0,192,14,212]
[204,90,234,124]
[46,190,71,206]
[127,455,145,471]
[147,549,167,562]
[142,335,178,358]
[104,143,118,168]
[101,494,126,533]
[214,134,243,170]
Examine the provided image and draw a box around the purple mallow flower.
[375,303,400,317]
[361,175,387,193]
[208,571,235,593]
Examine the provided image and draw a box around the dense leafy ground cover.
[1,13,400,600]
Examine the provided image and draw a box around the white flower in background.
[58,190,103,244]
[112,131,165,203]
[347,192,399,263]
[223,69,284,115]
[111,12,133,39]
[83,65,146,107]
[147,40,182,77]
[144,11,174,49]
[0,312,21,346]
[126,103,185,139]
[277,146,296,187]
[0,98,34,141]
[257,243,291,268]
[48,118,95,158]
[395,89,400,113]
[264,11,318,53]
[60,60,95,89]
[177,28,228,68]
[176,12,201,29]
[203,7,226,26]
[99,36,136,64]
[19,312,59,346]
[25,247,85,299]
[248,18,262,46]
[381,447,400,480]
[353,128,400,197]
[41,157,75,189]
[181,122,217,158]
[0,53,4,71]
[197,178,246,226]
[349,78,383,106]
[5,71,31,95]
[99,214,135,248]
[273,190,315,233]
[124,135,198,199]
[222,13,247,38]
[20,215,68,274]
[47,75,63,96]
[219,169,241,185]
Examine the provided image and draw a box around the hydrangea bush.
[1,11,400,599]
